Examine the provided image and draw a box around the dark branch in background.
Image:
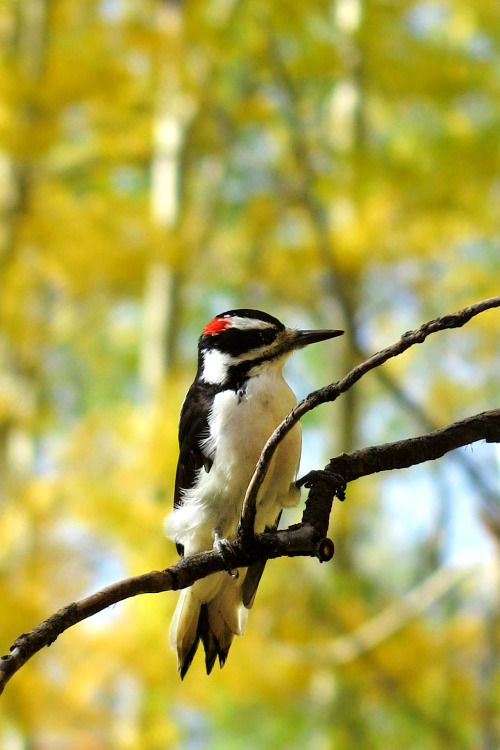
[268,29,364,453]
[1,297,499,695]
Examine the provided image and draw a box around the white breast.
[208,368,298,485]
[165,363,302,555]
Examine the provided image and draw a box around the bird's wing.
[174,381,215,507]
[173,381,215,554]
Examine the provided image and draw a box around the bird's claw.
[297,469,346,500]
[214,532,239,579]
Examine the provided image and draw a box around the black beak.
[291,328,344,350]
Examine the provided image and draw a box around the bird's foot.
[214,531,239,579]
[296,469,346,501]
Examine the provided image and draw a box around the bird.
[164,308,343,677]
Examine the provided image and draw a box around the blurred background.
[0,0,499,747]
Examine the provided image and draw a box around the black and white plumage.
[164,309,343,677]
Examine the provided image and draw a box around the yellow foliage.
[0,0,499,746]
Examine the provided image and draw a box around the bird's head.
[198,309,343,386]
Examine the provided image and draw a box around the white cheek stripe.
[201,349,237,384]
[201,345,284,384]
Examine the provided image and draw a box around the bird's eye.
[258,329,274,345]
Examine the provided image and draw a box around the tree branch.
[1,298,499,694]
[237,295,500,540]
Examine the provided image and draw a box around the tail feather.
[198,605,219,674]
[170,574,248,677]
[209,576,248,636]
[179,635,200,680]
[199,605,233,674]
[169,588,202,679]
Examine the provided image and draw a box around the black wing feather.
[241,513,282,608]
[173,380,217,555]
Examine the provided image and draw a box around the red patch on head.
[203,316,232,335]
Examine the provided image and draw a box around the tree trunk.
[139,0,185,395]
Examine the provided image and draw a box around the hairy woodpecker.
[165,309,343,677]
